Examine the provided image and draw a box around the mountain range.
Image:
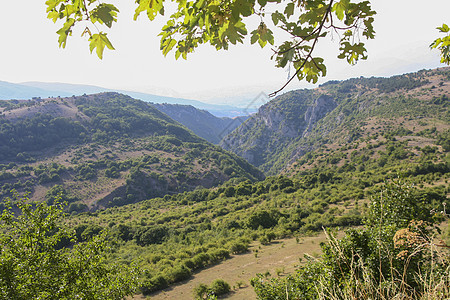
[0,68,448,297]
[222,67,450,174]
[0,81,257,117]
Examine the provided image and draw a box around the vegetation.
[0,114,85,161]
[250,180,449,299]
[431,24,450,64]
[193,279,231,299]
[0,194,140,299]
[0,93,263,209]
[0,69,448,298]
[222,67,450,174]
[46,0,375,91]
[58,131,448,295]
[152,103,247,144]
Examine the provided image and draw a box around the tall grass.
[315,228,449,300]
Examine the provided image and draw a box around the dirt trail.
[143,232,330,300]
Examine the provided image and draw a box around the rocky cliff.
[220,89,337,173]
[220,67,449,174]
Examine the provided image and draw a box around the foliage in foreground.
[0,195,140,299]
[251,180,450,299]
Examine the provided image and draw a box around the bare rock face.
[303,95,337,137]
[220,91,337,172]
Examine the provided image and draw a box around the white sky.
[0,1,449,104]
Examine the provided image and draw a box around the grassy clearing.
[143,231,340,300]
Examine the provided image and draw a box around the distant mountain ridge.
[152,103,248,144]
[0,81,256,117]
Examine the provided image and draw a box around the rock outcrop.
[220,90,337,173]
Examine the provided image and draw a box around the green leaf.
[338,41,367,65]
[45,0,63,13]
[91,4,119,28]
[430,26,450,65]
[72,0,84,10]
[161,38,177,56]
[284,3,294,18]
[271,11,285,26]
[224,20,247,45]
[47,10,60,23]
[232,0,254,20]
[89,32,115,59]
[258,0,267,7]
[56,18,75,48]
[134,0,164,21]
[250,30,260,45]
[437,24,450,33]
[333,0,350,21]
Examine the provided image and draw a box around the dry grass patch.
[143,231,344,300]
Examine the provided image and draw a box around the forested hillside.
[0,93,263,211]
[222,67,450,174]
[152,103,248,144]
[58,96,449,296]
[0,69,448,299]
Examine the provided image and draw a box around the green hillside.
[0,69,449,299]
[49,70,448,296]
[221,67,450,175]
[0,93,263,210]
[60,111,448,296]
[151,103,248,144]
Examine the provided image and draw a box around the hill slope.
[2,71,448,297]
[0,81,254,117]
[221,67,450,174]
[0,93,264,210]
[152,103,248,144]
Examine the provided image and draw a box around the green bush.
[141,275,168,295]
[0,195,139,299]
[193,283,210,299]
[229,242,249,254]
[210,279,230,296]
[167,265,191,283]
[251,180,449,299]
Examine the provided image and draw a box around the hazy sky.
[0,1,449,103]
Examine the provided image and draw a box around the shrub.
[167,265,191,283]
[192,253,210,268]
[247,210,278,229]
[210,279,230,296]
[208,248,230,262]
[0,195,139,299]
[134,225,168,246]
[141,275,168,295]
[251,180,449,299]
[193,283,210,299]
[229,242,249,254]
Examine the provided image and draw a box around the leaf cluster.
[45,0,375,90]
[431,24,450,65]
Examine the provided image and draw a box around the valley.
[0,93,263,211]
[0,67,449,299]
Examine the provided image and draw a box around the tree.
[45,1,448,95]
[251,180,449,299]
[0,194,140,299]
[45,0,375,95]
